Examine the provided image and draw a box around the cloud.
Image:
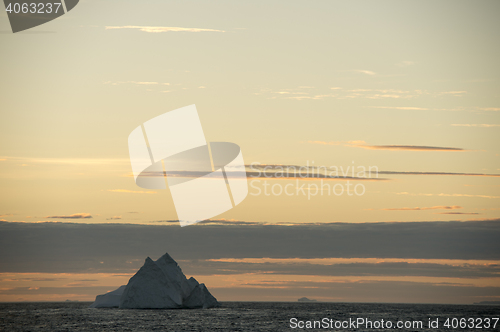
[438,212,480,215]
[370,106,430,110]
[185,258,500,279]
[246,165,500,178]
[308,140,464,151]
[353,69,376,75]
[1,219,499,273]
[153,219,264,226]
[479,108,500,111]
[381,206,462,211]
[439,91,467,96]
[396,192,500,199]
[396,61,415,67]
[451,124,500,127]
[0,157,128,165]
[379,171,500,177]
[135,169,385,181]
[107,189,157,194]
[104,81,169,86]
[106,216,122,220]
[105,26,225,33]
[45,213,92,219]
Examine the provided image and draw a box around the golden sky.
[0,0,499,303]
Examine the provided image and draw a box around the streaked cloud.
[396,60,415,67]
[0,156,129,165]
[243,165,500,179]
[379,171,500,177]
[439,91,467,96]
[45,213,92,219]
[131,169,385,181]
[106,216,122,220]
[380,206,462,211]
[396,192,500,199]
[438,212,480,215]
[354,69,376,75]
[370,106,430,110]
[105,26,225,33]
[1,219,499,273]
[308,140,464,151]
[257,87,468,101]
[479,108,500,111]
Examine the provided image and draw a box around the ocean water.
[0,302,498,332]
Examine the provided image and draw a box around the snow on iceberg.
[90,253,219,309]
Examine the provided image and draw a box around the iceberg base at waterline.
[90,253,219,309]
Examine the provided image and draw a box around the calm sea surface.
[0,302,498,332]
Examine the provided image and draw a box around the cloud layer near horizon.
[1,220,499,273]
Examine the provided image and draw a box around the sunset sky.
[0,0,499,304]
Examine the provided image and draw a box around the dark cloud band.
[0,219,498,273]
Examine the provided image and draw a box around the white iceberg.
[90,253,219,309]
[89,285,125,308]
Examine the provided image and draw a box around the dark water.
[0,302,498,332]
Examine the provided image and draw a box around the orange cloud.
[380,206,462,211]
[45,213,92,219]
[308,140,464,151]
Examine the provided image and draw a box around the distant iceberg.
[298,297,317,302]
[90,253,219,309]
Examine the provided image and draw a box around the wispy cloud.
[380,206,462,211]
[451,124,500,128]
[107,189,157,194]
[257,87,467,101]
[105,26,225,33]
[45,213,92,219]
[379,171,500,177]
[133,170,384,181]
[308,140,465,151]
[438,212,480,215]
[104,81,170,86]
[0,156,129,165]
[438,91,467,96]
[370,106,430,110]
[479,108,500,111]
[106,216,122,220]
[396,192,500,199]
[353,69,376,75]
[244,165,500,178]
[396,60,415,67]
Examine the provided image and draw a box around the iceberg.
[90,253,219,309]
[89,285,125,308]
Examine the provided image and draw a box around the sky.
[0,0,499,304]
